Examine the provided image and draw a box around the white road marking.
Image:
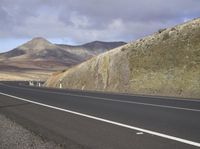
[136,132,144,135]
[1,84,200,112]
[0,92,200,147]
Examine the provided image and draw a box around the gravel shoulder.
[0,113,64,149]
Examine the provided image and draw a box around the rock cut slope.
[46,18,200,98]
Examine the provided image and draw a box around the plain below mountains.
[46,18,200,98]
[0,38,126,80]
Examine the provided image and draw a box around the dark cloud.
[0,0,200,43]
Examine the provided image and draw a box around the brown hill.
[0,38,126,80]
[0,38,126,69]
[45,18,200,98]
[56,41,126,59]
[0,37,83,69]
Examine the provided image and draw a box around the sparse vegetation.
[121,47,126,51]
[46,18,200,98]
[158,28,167,33]
[162,32,170,40]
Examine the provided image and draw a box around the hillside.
[56,41,126,59]
[0,38,126,69]
[46,18,200,98]
[0,38,125,80]
[0,37,83,69]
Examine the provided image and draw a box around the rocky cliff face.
[46,18,200,98]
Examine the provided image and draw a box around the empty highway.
[0,81,200,149]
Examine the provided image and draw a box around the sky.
[0,0,200,52]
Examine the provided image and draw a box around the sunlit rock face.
[46,18,200,98]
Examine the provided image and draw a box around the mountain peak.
[17,37,54,51]
[30,37,51,43]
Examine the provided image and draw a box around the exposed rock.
[46,18,200,98]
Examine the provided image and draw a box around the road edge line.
[0,92,200,147]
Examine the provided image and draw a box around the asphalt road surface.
[0,81,200,149]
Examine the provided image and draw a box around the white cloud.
[69,12,90,28]
[0,0,200,44]
[14,13,68,38]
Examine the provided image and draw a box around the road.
[0,81,200,149]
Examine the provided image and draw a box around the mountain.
[45,18,200,98]
[0,38,126,69]
[0,38,126,80]
[56,41,126,59]
[0,37,83,69]
[81,41,127,51]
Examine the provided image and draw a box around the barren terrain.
[46,18,200,98]
[0,38,125,81]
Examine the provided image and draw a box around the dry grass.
[46,18,200,98]
[0,70,51,81]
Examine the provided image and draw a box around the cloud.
[0,0,200,44]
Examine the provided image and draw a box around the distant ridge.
[0,38,126,69]
[56,41,126,58]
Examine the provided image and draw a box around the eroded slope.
[46,18,200,98]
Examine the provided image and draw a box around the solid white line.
[0,92,200,147]
[1,84,200,112]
